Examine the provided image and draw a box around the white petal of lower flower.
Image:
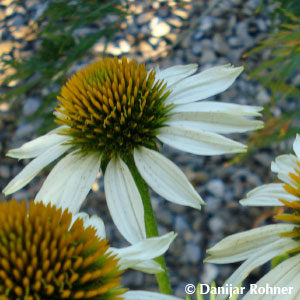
[6,126,69,159]
[134,147,204,209]
[35,151,100,214]
[131,260,163,274]
[104,157,146,244]
[293,134,300,158]
[240,183,298,206]
[206,224,295,264]
[155,64,198,87]
[166,64,243,105]
[214,238,298,300]
[70,212,89,229]
[112,232,176,270]
[167,112,263,134]
[172,101,263,117]
[243,254,300,300]
[271,154,299,186]
[124,291,182,300]
[82,215,106,239]
[271,154,298,174]
[3,143,71,195]
[158,126,246,156]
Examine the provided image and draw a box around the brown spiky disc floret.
[0,200,126,300]
[55,57,172,156]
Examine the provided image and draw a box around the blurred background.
[0,0,299,298]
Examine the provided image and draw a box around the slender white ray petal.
[134,147,204,209]
[166,64,243,105]
[112,232,176,270]
[35,151,100,214]
[70,212,89,229]
[158,126,246,155]
[124,291,182,300]
[240,183,298,206]
[172,101,263,117]
[131,260,163,274]
[6,126,69,159]
[166,112,263,134]
[83,215,106,239]
[71,213,106,238]
[214,238,298,300]
[3,143,71,195]
[155,64,198,86]
[104,157,146,244]
[271,154,299,186]
[243,254,300,300]
[206,224,295,263]
[293,134,300,158]
[271,154,298,174]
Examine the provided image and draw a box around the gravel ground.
[0,0,297,298]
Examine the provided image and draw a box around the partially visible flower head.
[56,57,172,156]
[0,199,179,300]
[205,135,300,300]
[3,57,263,244]
[0,199,125,300]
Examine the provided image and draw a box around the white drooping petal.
[158,126,246,156]
[166,64,243,105]
[131,260,163,274]
[293,134,300,158]
[243,254,300,300]
[166,112,263,134]
[271,154,298,174]
[112,232,176,270]
[155,64,198,86]
[82,215,106,239]
[172,101,263,117]
[240,183,299,206]
[124,291,183,300]
[134,147,204,209]
[214,238,299,300]
[71,213,106,238]
[206,224,295,264]
[104,157,146,244]
[271,154,299,186]
[35,151,100,214]
[6,126,69,159]
[3,143,71,195]
[70,212,89,228]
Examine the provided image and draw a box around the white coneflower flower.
[3,57,263,243]
[205,135,300,300]
[240,134,300,207]
[0,199,180,300]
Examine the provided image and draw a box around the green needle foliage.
[232,0,300,163]
[1,0,127,132]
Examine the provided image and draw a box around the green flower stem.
[124,154,173,295]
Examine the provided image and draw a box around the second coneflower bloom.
[205,135,300,300]
[0,199,179,300]
[3,57,263,243]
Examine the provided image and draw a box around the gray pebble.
[23,97,40,116]
[207,179,225,197]
[201,49,217,64]
[181,242,202,264]
[0,165,10,179]
[257,88,270,105]
[137,12,153,25]
[208,216,225,234]
[174,215,190,233]
[200,263,219,283]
